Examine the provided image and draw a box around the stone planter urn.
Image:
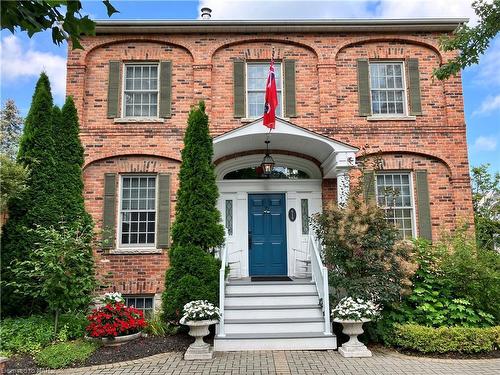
[180,318,218,360]
[334,318,372,357]
[87,331,142,347]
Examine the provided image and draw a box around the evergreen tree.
[1,73,59,315]
[52,97,91,225]
[163,102,224,322]
[0,99,24,160]
[171,101,225,252]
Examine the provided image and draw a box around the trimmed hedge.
[392,324,500,353]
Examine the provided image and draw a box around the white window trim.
[368,61,409,117]
[374,171,417,239]
[245,61,284,119]
[116,174,159,250]
[121,62,160,119]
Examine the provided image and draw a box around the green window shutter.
[233,61,246,118]
[102,173,117,249]
[357,59,371,116]
[363,171,376,203]
[156,173,171,249]
[107,61,121,118]
[284,60,297,117]
[415,170,432,241]
[159,61,172,118]
[407,58,423,115]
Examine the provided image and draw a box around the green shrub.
[313,195,417,306]
[35,340,98,369]
[6,222,97,334]
[162,244,221,322]
[0,313,88,355]
[0,315,54,354]
[392,324,500,353]
[56,313,88,341]
[440,229,500,322]
[144,314,178,336]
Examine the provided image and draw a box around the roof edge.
[94,18,468,34]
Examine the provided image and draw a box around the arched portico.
[213,118,357,278]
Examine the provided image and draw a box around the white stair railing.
[218,243,228,337]
[309,234,331,335]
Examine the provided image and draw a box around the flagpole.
[270,47,274,136]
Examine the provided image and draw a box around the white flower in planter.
[332,297,381,321]
[182,300,221,322]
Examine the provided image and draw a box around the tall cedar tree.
[53,97,92,226]
[171,101,224,251]
[1,73,59,315]
[163,102,224,322]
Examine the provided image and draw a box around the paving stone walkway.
[49,349,500,375]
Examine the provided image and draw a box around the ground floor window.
[124,295,155,318]
[120,175,157,247]
[375,172,415,239]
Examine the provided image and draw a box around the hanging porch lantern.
[261,140,275,176]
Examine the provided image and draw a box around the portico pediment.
[213,117,358,178]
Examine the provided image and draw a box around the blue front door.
[248,193,287,276]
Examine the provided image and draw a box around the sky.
[0,0,498,173]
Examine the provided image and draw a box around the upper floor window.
[375,172,415,240]
[120,175,157,247]
[247,62,283,118]
[123,64,159,117]
[369,62,406,116]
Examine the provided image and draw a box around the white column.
[337,171,350,208]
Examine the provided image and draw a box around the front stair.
[214,278,337,351]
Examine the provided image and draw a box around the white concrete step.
[224,304,323,320]
[226,282,316,294]
[224,317,325,334]
[214,332,337,351]
[225,292,319,306]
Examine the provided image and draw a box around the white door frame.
[217,179,322,278]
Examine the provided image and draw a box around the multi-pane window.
[375,173,414,239]
[124,296,154,318]
[370,62,406,115]
[120,176,156,246]
[247,63,282,118]
[123,64,159,117]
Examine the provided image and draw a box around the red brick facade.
[67,22,474,296]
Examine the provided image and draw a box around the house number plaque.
[288,208,297,222]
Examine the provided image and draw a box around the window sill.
[108,248,164,255]
[366,115,417,121]
[239,117,291,123]
[114,117,166,124]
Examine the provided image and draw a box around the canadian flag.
[263,59,278,129]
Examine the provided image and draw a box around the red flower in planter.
[86,302,147,338]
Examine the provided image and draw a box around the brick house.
[67,16,474,350]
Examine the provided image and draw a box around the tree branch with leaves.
[435,0,500,80]
[1,0,118,49]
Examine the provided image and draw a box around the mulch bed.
[5,333,195,373]
[81,333,193,367]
